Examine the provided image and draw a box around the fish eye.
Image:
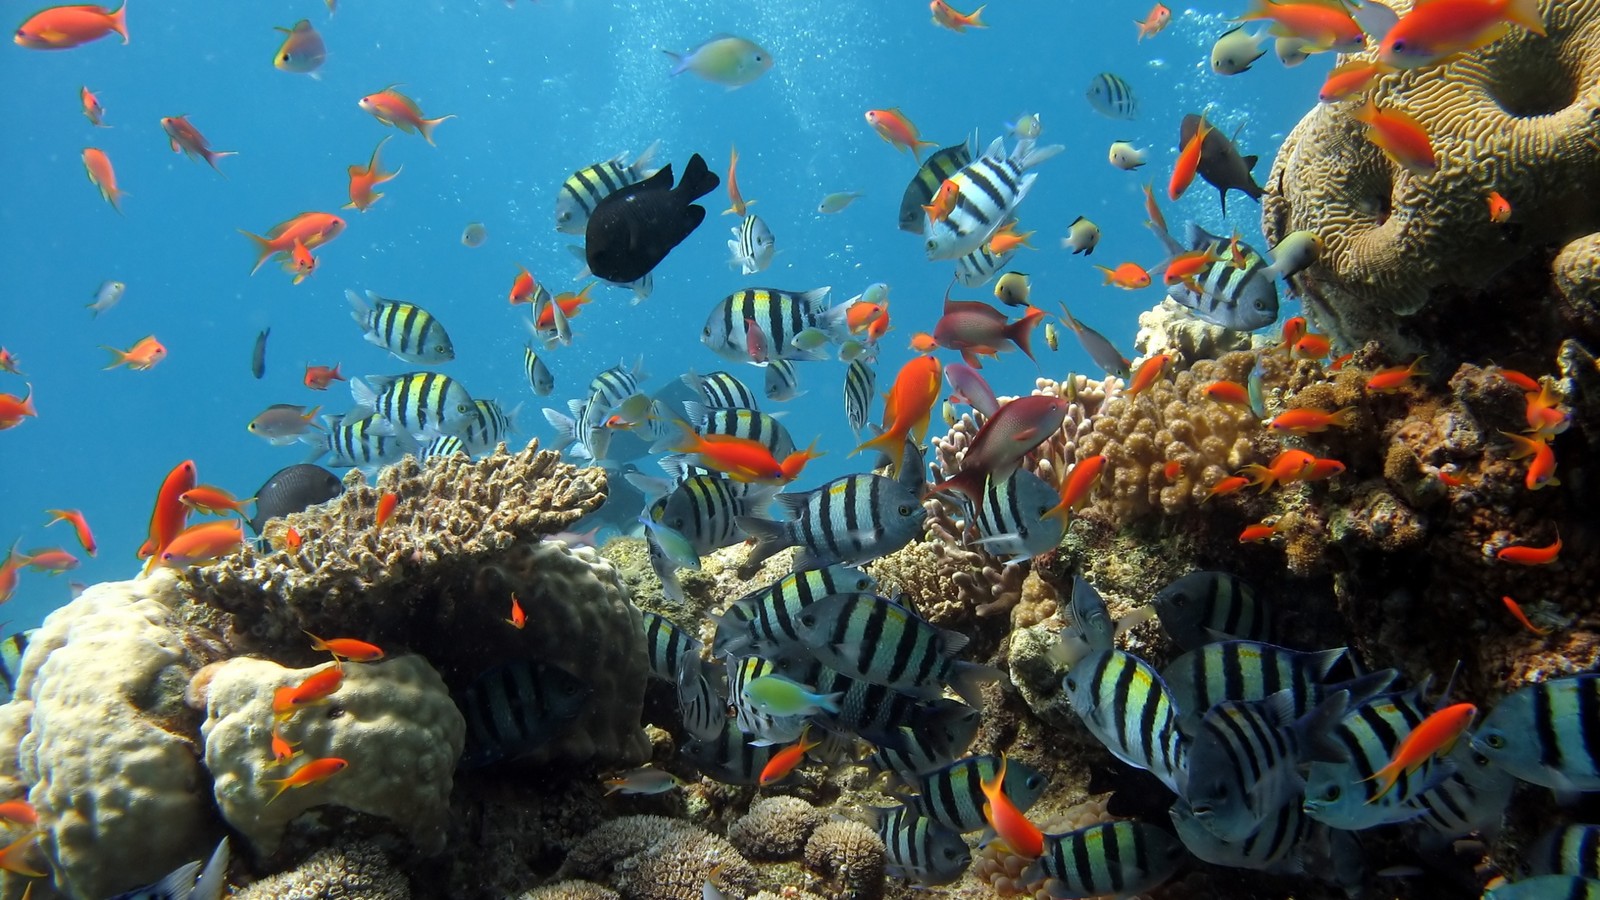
[1254,300,1268,311]
[898,504,913,515]
[1484,733,1505,749]
[1391,39,1406,52]
[1322,785,1341,801]
[925,239,938,251]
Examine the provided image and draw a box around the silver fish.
[301,412,414,471]
[735,469,926,578]
[843,358,876,434]
[923,136,1063,261]
[872,805,971,886]
[88,279,126,316]
[1058,302,1130,379]
[1062,648,1187,794]
[1086,72,1138,119]
[701,287,847,365]
[728,214,775,274]
[1024,822,1186,897]
[641,611,699,682]
[554,141,662,234]
[352,372,476,439]
[911,755,1047,833]
[1472,674,1600,791]
[764,358,803,401]
[1152,570,1270,651]
[347,290,455,364]
[1146,221,1279,331]
[523,345,554,396]
[682,369,760,410]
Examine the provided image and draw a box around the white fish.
[87,279,126,317]
[1276,36,1312,67]
[1211,27,1269,76]
[727,213,775,274]
[817,191,864,214]
[1109,141,1148,170]
[1086,72,1138,119]
[923,136,1064,261]
[1061,216,1100,255]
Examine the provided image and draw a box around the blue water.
[0,0,1323,628]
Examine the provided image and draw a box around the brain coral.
[1263,0,1600,353]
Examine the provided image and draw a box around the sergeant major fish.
[872,805,972,886]
[1062,648,1187,793]
[302,412,416,472]
[728,214,775,274]
[1086,72,1138,119]
[457,660,590,767]
[843,358,876,434]
[898,137,975,233]
[1145,220,1278,331]
[911,754,1048,834]
[702,287,848,365]
[1024,822,1185,897]
[346,290,455,364]
[923,136,1064,261]
[351,371,476,439]
[555,141,662,234]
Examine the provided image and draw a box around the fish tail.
[661,48,688,76]
[204,150,239,175]
[851,426,905,473]
[1503,0,1547,36]
[676,152,721,203]
[239,230,274,275]
[418,115,456,146]
[100,346,129,370]
[927,468,986,505]
[109,1,129,44]
[1005,307,1045,363]
[968,5,988,26]
[733,514,794,580]
[1332,407,1358,428]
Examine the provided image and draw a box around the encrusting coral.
[231,841,411,900]
[1262,0,1600,355]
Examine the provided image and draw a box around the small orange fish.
[1163,459,1183,481]
[507,593,526,629]
[23,549,78,574]
[0,832,42,878]
[759,727,821,785]
[179,484,254,517]
[1044,454,1108,525]
[1367,358,1427,393]
[1204,475,1251,501]
[1436,469,1468,488]
[1490,366,1541,393]
[81,147,124,212]
[0,348,20,376]
[982,753,1044,858]
[847,300,887,335]
[1487,191,1512,223]
[1142,182,1167,234]
[866,308,892,344]
[1239,520,1284,543]
[987,221,1035,255]
[1135,2,1172,39]
[265,756,348,803]
[852,356,942,473]
[273,665,344,719]
[240,211,346,276]
[1300,457,1346,481]
[864,108,939,160]
[1096,262,1152,290]
[1352,101,1437,177]
[1524,382,1571,440]
[139,459,197,569]
[1162,248,1219,285]
[930,0,987,32]
[923,179,960,223]
[81,85,108,125]
[534,283,595,330]
[1329,352,1354,371]
[375,492,399,529]
[1364,703,1477,802]
[1237,0,1364,52]
[679,427,823,485]
[1318,60,1389,104]
[1169,115,1209,201]
[158,520,245,567]
[160,115,236,173]
[359,85,455,145]
[1378,0,1545,70]
[1240,449,1318,492]
[102,335,166,371]
[1502,595,1552,636]
[1267,407,1356,434]
[909,332,939,353]
[0,385,38,431]
[0,801,37,827]
[270,725,300,764]
[1501,431,1559,490]
[44,508,97,557]
[1291,333,1332,361]
[304,363,345,390]
[1126,354,1170,397]
[306,632,385,662]
[0,545,26,605]
[345,136,400,212]
[1204,380,1252,409]
[1496,534,1561,566]
[723,144,754,216]
[283,526,303,551]
[509,264,538,305]
[1280,315,1308,350]
[14,3,128,49]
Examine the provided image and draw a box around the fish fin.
[1296,689,1352,765]
[631,139,663,179]
[418,114,456,147]
[734,515,793,579]
[947,662,1001,710]
[1503,0,1547,36]
[1305,646,1348,680]
[676,153,721,203]
[192,838,231,900]
[541,406,576,453]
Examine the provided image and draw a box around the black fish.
[250,328,269,379]
[897,138,974,233]
[1180,114,1265,215]
[456,660,590,767]
[584,152,719,284]
[248,463,344,534]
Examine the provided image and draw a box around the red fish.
[923,179,960,224]
[1318,60,1389,103]
[930,297,1044,369]
[1136,2,1172,39]
[987,221,1035,255]
[1044,454,1108,525]
[1501,596,1552,636]
[1291,333,1332,361]
[44,509,96,556]
[1280,316,1308,350]
[1352,101,1437,176]
[80,85,108,125]
[1367,358,1426,393]
[1162,460,1183,481]
[0,385,37,431]
[265,756,348,803]
[1364,703,1477,801]
[359,85,454,144]
[982,753,1044,858]
[1204,380,1252,410]
[270,725,300,764]
[14,3,128,49]
[240,212,345,276]
[345,136,400,212]
[507,593,526,629]
[304,363,345,390]
[864,108,938,160]
[160,115,236,173]
[1240,449,1316,492]
[1204,475,1251,502]
[286,238,316,285]
[81,147,123,211]
[1377,0,1545,69]
[1300,457,1346,481]
[1126,354,1170,397]
[375,492,399,529]
[1096,262,1152,290]
[273,665,344,719]
[508,264,538,305]
[0,801,37,827]
[1523,383,1571,440]
[0,832,42,878]
[1501,431,1559,490]
[1490,366,1540,393]
[852,356,943,473]
[926,395,1071,501]
[0,545,26,605]
[1239,520,1284,543]
[1487,191,1512,223]
[723,144,753,216]
[675,426,821,485]
[159,520,244,567]
[535,283,595,330]
[759,727,821,785]
[1496,534,1561,566]
[179,484,254,517]
[283,527,303,551]
[1267,407,1356,434]
[306,632,384,662]
[23,548,79,574]
[1169,115,1210,201]
[139,460,197,571]
[102,335,166,370]
[1237,0,1364,52]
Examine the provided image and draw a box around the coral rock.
[559,815,756,900]
[728,795,824,861]
[232,841,410,900]
[802,820,885,900]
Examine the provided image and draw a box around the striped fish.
[1184,689,1351,842]
[1063,649,1188,794]
[462,399,520,455]
[587,358,649,412]
[420,433,466,463]
[1151,570,1269,651]
[1473,674,1600,792]
[682,715,779,786]
[923,136,1064,261]
[735,469,928,579]
[1058,578,1117,668]
[965,468,1066,565]
[712,564,878,658]
[953,243,1015,288]
[675,652,727,742]
[1173,796,1316,874]
[554,141,661,234]
[346,290,454,364]
[1302,686,1456,830]
[680,401,796,459]
[542,397,612,462]
[898,137,974,233]
[727,213,775,275]
[457,660,591,767]
[701,287,848,365]
[867,702,981,783]
[641,611,699,682]
[523,345,554,396]
[1086,71,1138,119]
[764,358,803,402]
[1147,220,1279,331]
[911,754,1047,833]
[794,592,996,706]
[1163,641,1346,733]
[304,411,415,470]
[725,656,809,746]
[811,670,963,746]
[844,359,876,434]
[1529,824,1600,880]
[644,473,775,555]
[352,372,476,439]
[682,369,759,410]
[872,805,971,886]
[1404,741,1514,851]
[1022,822,1186,898]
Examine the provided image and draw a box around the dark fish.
[584,153,720,283]
[251,328,269,379]
[457,660,590,767]
[109,838,229,900]
[1180,113,1265,214]
[897,137,974,233]
[248,463,344,534]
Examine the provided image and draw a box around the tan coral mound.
[557,815,757,900]
[232,842,410,900]
[1263,0,1600,350]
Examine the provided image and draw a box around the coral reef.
[728,796,823,860]
[803,820,886,900]
[1262,0,1600,355]
[1135,299,1256,366]
[557,815,757,900]
[232,842,410,900]
[517,882,621,900]
[200,655,463,856]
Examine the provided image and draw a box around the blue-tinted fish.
[728,214,775,274]
[683,369,759,410]
[523,345,554,396]
[637,472,775,556]
[1485,877,1600,900]
[1152,571,1269,651]
[1173,796,1316,874]
[911,754,1047,833]
[675,651,728,742]
[88,279,126,317]
[954,243,1014,288]
[542,397,612,462]
[702,287,847,365]
[965,468,1066,564]
[1058,302,1130,379]
[346,290,455,364]
[109,838,229,900]
[867,703,981,783]
[1527,824,1600,880]
[1086,72,1138,119]
[1060,576,1116,661]
[420,433,467,463]
[457,660,590,767]
[251,328,269,380]
[735,465,927,579]
[712,564,877,658]
[923,137,1064,261]
[641,611,699,682]
[302,412,415,471]
[555,141,661,234]
[1162,641,1347,734]
[682,716,779,786]
[1146,221,1279,331]
[461,399,520,456]
[1404,742,1515,853]
[1302,686,1457,831]
[764,358,803,402]
[795,592,997,706]
[1023,822,1185,897]
[1473,674,1600,792]
[872,805,971,886]
[1062,648,1187,793]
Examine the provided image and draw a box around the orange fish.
[1491,366,1541,393]
[1364,703,1477,801]
[864,108,938,160]
[1142,181,1167,234]
[1237,0,1364,52]
[179,485,252,517]
[1378,0,1545,69]
[1239,520,1284,543]
[101,334,166,371]
[81,147,123,212]
[852,356,943,473]
[138,459,197,569]
[1487,191,1512,223]
[867,307,892,343]
[847,301,887,335]
[0,801,37,827]
[922,179,960,224]
[283,527,303,551]
[1136,2,1172,40]
[1169,115,1210,201]
[0,348,20,376]
[0,832,42,879]
[1352,101,1437,176]
[981,753,1044,858]
[160,115,236,173]
[269,724,300,764]
[0,385,37,431]
[14,3,128,49]
[273,665,344,719]
[930,0,987,32]
[1096,262,1151,290]
[23,548,78,574]
[375,492,399,529]
[1501,595,1552,636]
[359,85,454,145]
[676,426,822,485]
[1367,358,1427,393]
[910,333,939,353]
[0,545,26,605]
[1162,248,1220,286]
[265,756,348,803]
[80,85,107,125]
[1501,431,1559,490]
[1497,534,1561,566]
[1291,333,1332,360]
[240,211,346,275]
[306,632,385,662]
[723,144,753,216]
[1329,352,1354,371]
[1044,454,1108,525]
[1300,457,1346,481]
[987,221,1035,255]
[1204,380,1252,410]
[1318,60,1389,104]
[304,363,345,390]
[1204,475,1250,501]
[1267,407,1356,434]
[1280,315,1308,350]
[158,520,244,567]
[1163,460,1184,481]
[44,509,96,556]
[507,593,526,629]
[1126,354,1170,397]
[1240,449,1317,492]
[759,727,821,785]
[535,283,595,330]
[1436,469,1468,488]
[285,238,317,285]
[345,136,400,212]
[1524,383,1571,440]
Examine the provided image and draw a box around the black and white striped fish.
[923,136,1064,261]
[725,655,809,746]
[953,242,1015,288]
[462,398,520,456]
[867,702,981,783]
[1147,220,1279,331]
[641,611,699,682]
[554,141,661,234]
[346,290,455,365]
[523,345,554,396]
[1163,640,1346,734]
[811,672,964,747]
[728,213,775,275]
[420,433,467,464]
[795,592,998,706]
[1151,570,1269,651]
[1063,648,1188,794]
[1473,674,1600,791]
[1527,824,1600,880]
[682,369,760,410]
[712,564,878,658]
[682,715,779,786]
[764,358,803,401]
[639,472,775,556]
[1173,796,1317,874]
[587,358,649,412]
[872,805,971,886]
[844,358,876,435]
[541,396,612,462]
[352,372,476,439]
[1086,71,1138,119]
[1404,742,1514,850]
[701,287,848,365]
[1303,685,1456,830]
[303,411,415,471]
[1022,822,1186,898]
[964,467,1066,565]
[898,136,974,233]
[735,467,928,579]
[911,754,1047,833]
[457,660,591,767]
[675,651,728,743]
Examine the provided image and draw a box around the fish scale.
[682,716,779,786]
[867,702,981,781]
[1023,821,1187,898]
[809,665,951,744]
[347,290,454,364]
[555,142,660,234]
[726,656,809,745]
[649,473,772,555]
[674,653,726,742]
[311,411,411,469]
[1063,649,1187,793]
[911,754,1047,833]
[1173,797,1314,873]
[735,467,927,578]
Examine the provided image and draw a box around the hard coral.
[231,841,410,900]
[728,795,823,861]
[1263,0,1600,354]
[803,820,886,900]
[558,815,757,900]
